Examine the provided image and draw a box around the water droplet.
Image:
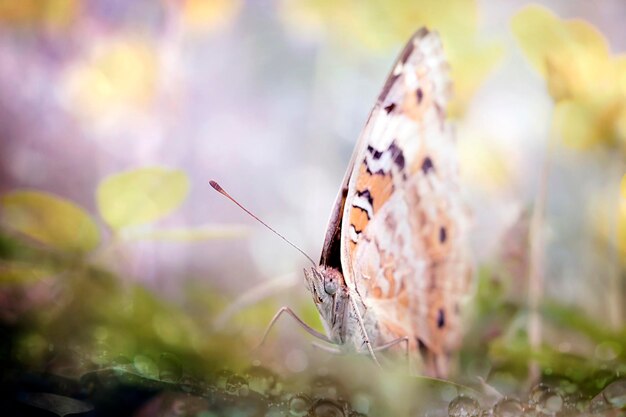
[289,394,311,417]
[595,342,620,361]
[521,407,538,417]
[574,397,590,412]
[215,369,233,390]
[225,374,249,396]
[492,398,523,417]
[528,384,548,405]
[479,409,492,417]
[91,341,111,366]
[158,352,182,383]
[555,378,578,396]
[528,384,562,414]
[602,378,626,409]
[178,376,201,393]
[266,405,287,417]
[351,392,371,415]
[440,386,459,403]
[309,399,345,417]
[311,375,343,400]
[246,365,278,396]
[588,393,611,413]
[133,355,159,379]
[448,395,480,417]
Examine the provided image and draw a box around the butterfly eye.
[324,276,338,295]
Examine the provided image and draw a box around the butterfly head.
[303,266,349,344]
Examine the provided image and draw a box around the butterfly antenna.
[209,180,317,267]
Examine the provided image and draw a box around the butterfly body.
[305,28,471,376]
[304,266,379,351]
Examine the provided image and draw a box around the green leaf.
[0,262,57,284]
[97,167,189,230]
[541,301,626,346]
[0,190,100,252]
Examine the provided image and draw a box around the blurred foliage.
[64,38,159,119]
[1,190,100,253]
[181,0,243,33]
[279,0,503,116]
[1,165,625,415]
[1,1,626,415]
[512,5,626,152]
[621,176,626,260]
[97,167,189,231]
[465,262,626,388]
[0,166,244,278]
[0,166,259,414]
[0,0,78,28]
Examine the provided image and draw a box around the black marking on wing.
[416,88,424,104]
[388,141,405,170]
[352,190,373,220]
[357,189,374,207]
[384,103,396,114]
[367,145,384,160]
[439,226,447,243]
[421,157,435,174]
[437,308,446,328]
[351,224,363,237]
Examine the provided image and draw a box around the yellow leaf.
[0,0,78,28]
[553,100,602,149]
[448,39,504,117]
[615,56,626,96]
[619,175,626,259]
[616,106,626,151]
[511,5,611,100]
[97,167,190,230]
[278,0,500,114]
[0,190,99,252]
[64,39,158,116]
[511,5,567,76]
[183,0,243,33]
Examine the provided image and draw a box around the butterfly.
[211,27,471,377]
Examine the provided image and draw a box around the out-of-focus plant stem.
[608,157,624,330]
[527,128,554,384]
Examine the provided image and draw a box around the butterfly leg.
[311,341,342,354]
[349,295,382,368]
[372,336,410,368]
[257,306,333,350]
[373,336,410,354]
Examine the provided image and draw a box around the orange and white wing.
[339,28,471,373]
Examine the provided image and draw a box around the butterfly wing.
[337,28,471,375]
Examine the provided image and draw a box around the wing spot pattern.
[421,157,435,174]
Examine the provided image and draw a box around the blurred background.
[1,0,626,415]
